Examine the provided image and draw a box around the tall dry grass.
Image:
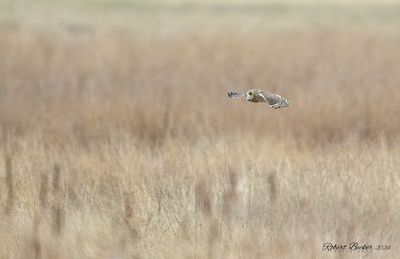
[0,18,400,258]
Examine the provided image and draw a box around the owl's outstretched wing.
[227,91,245,99]
[259,92,290,109]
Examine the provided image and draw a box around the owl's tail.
[271,97,290,109]
[281,98,290,108]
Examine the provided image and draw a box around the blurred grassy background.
[1,1,400,258]
[2,0,400,26]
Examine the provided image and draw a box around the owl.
[228,89,290,109]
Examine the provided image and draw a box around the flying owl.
[228,89,290,109]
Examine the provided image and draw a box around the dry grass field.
[1,1,400,258]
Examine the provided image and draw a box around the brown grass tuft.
[39,174,49,210]
[51,164,64,235]
[195,179,213,217]
[123,191,139,240]
[52,164,61,195]
[4,153,14,215]
[31,216,42,259]
[267,172,278,204]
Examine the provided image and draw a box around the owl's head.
[245,89,258,101]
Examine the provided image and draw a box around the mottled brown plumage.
[228,89,290,109]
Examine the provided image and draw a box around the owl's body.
[228,89,289,109]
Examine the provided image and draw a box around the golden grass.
[0,19,400,258]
